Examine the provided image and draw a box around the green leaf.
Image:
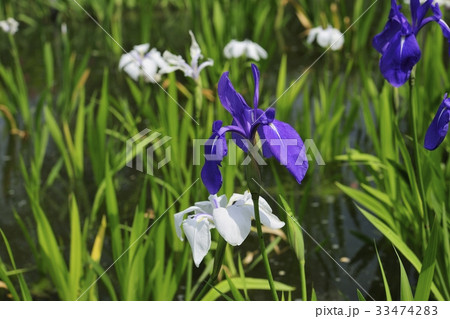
[357,289,366,301]
[25,191,69,299]
[396,249,413,301]
[337,183,395,229]
[311,287,317,301]
[43,42,54,89]
[85,258,118,301]
[0,262,20,300]
[69,196,83,300]
[356,205,444,300]
[44,107,73,179]
[414,215,440,301]
[224,272,245,301]
[0,229,31,300]
[202,277,295,301]
[280,195,305,262]
[357,205,420,267]
[237,254,249,301]
[375,243,392,301]
[279,195,307,301]
[104,159,124,280]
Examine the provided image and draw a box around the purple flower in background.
[430,2,450,47]
[201,64,308,194]
[373,0,450,87]
[424,94,450,150]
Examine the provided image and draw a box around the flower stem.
[409,68,429,236]
[194,78,203,121]
[300,258,307,301]
[252,193,279,301]
[245,152,278,300]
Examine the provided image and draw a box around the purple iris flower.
[373,0,450,87]
[424,94,450,150]
[201,64,308,195]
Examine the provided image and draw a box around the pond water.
[0,5,402,301]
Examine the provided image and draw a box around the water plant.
[0,0,449,303]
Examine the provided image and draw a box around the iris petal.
[241,195,285,229]
[201,156,224,195]
[258,119,308,184]
[372,18,402,54]
[213,206,253,246]
[208,194,228,209]
[424,95,450,150]
[437,19,450,55]
[250,108,275,136]
[201,123,229,194]
[174,206,201,240]
[251,63,260,109]
[182,217,212,267]
[197,59,214,75]
[429,4,450,55]
[258,204,285,229]
[218,72,251,128]
[379,33,421,87]
[201,121,252,194]
[231,131,250,153]
[412,0,433,30]
[202,64,308,194]
[372,0,442,88]
[410,0,420,26]
[189,30,202,68]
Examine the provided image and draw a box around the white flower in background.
[119,43,168,83]
[174,191,284,267]
[307,25,344,51]
[161,31,213,81]
[404,0,450,8]
[223,39,268,61]
[61,23,67,35]
[0,18,19,35]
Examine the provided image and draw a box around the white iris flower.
[119,43,168,83]
[175,191,285,267]
[307,25,344,51]
[223,39,268,61]
[0,18,19,35]
[161,31,213,80]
